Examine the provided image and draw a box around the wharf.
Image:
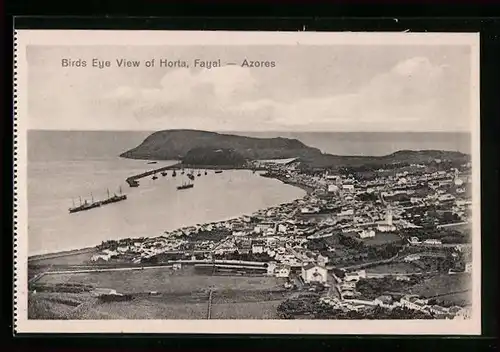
[125,162,266,187]
[125,163,182,186]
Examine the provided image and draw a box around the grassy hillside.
[120,129,323,161]
[120,130,470,168]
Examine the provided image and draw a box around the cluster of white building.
[91,236,189,263]
[319,294,471,319]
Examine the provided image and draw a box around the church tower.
[385,207,393,226]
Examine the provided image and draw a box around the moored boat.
[100,187,127,206]
[69,194,101,214]
[177,182,194,190]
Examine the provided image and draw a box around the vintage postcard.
[14,30,481,334]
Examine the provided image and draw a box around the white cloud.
[101,56,469,132]
[104,65,256,116]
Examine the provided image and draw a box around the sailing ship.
[100,186,127,206]
[177,181,194,190]
[69,194,101,214]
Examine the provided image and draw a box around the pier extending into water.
[125,163,182,187]
[125,162,266,187]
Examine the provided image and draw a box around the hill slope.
[120,130,470,168]
[120,129,323,161]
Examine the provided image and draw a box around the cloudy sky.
[27,44,473,132]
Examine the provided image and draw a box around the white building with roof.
[408,236,421,244]
[301,263,328,284]
[342,184,355,192]
[359,229,375,239]
[344,270,367,282]
[400,295,429,312]
[374,295,395,308]
[465,262,472,273]
[275,265,291,278]
[328,184,339,193]
[424,239,442,245]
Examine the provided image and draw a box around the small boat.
[147,161,157,164]
[172,170,177,177]
[215,170,223,174]
[181,169,185,175]
[204,170,207,175]
[177,182,194,190]
[197,170,201,177]
[152,174,158,180]
[187,173,195,181]
[161,171,168,177]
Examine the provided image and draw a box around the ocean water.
[230,131,471,156]
[26,130,470,255]
[27,130,307,255]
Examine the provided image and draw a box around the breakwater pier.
[125,162,266,187]
[125,163,182,187]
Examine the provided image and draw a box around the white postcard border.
[13,30,481,335]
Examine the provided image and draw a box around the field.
[29,292,287,320]
[409,273,472,303]
[28,248,97,266]
[30,269,288,319]
[83,299,209,319]
[366,262,422,275]
[210,300,282,319]
[37,268,284,294]
[439,223,471,234]
[28,292,93,319]
[362,233,401,246]
[432,291,472,305]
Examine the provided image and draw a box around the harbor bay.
[27,130,470,256]
[27,130,474,322]
[17,37,480,333]
[27,131,308,255]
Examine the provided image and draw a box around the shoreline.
[28,247,97,263]
[125,162,266,187]
[260,174,315,195]
[28,172,310,261]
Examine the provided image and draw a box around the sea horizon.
[27,129,472,159]
[27,129,311,255]
[27,129,471,256]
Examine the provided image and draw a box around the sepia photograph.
[14,30,480,334]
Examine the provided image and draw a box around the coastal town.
[28,153,473,320]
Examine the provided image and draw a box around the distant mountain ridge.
[120,129,470,168]
[120,129,323,161]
